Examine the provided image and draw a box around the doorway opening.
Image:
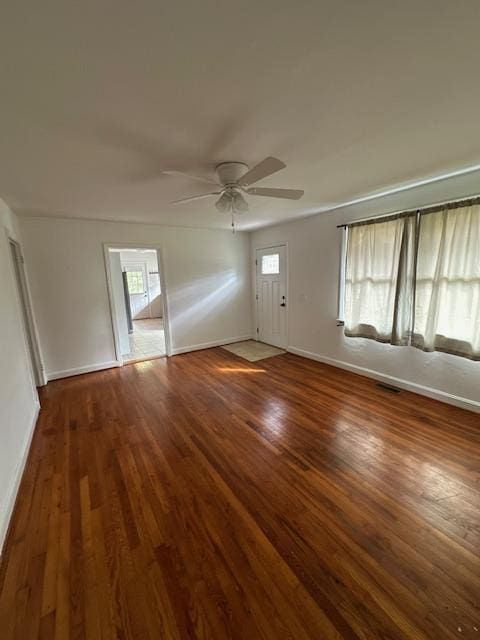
[105,246,170,364]
[8,238,46,386]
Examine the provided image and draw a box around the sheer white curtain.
[344,214,416,345]
[413,205,480,360]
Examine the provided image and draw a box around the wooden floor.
[1,349,479,639]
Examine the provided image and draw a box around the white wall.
[0,200,40,553]
[20,216,252,379]
[251,179,480,412]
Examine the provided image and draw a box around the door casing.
[254,243,288,349]
[103,242,172,364]
[5,233,46,387]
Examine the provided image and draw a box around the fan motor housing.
[216,161,249,186]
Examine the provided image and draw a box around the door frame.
[4,229,47,387]
[103,242,172,364]
[253,242,289,347]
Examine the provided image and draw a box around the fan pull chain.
[231,211,235,234]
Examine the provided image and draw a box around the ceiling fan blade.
[247,187,304,200]
[170,192,220,205]
[238,157,286,186]
[163,170,220,186]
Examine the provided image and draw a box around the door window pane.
[261,254,280,275]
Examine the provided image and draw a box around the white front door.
[123,263,150,319]
[256,245,287,348]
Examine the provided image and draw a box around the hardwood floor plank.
[54,511,70,640]
[1,349,479,639]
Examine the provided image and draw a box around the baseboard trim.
[172,335,255,356]
[0,401,40,556]
[287,346,480,414]
[47,360,120,381]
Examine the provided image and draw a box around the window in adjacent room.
[126,269,145,294]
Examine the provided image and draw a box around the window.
[412,206,480,359]
[126,270,145,294]
[344,214,416,345]
[262,253,280,275]
[342,203,480,360]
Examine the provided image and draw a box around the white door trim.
[103,242,172,364]
[4,229,47,387]
[254,243,288,347]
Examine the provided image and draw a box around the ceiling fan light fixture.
[232,190,249,214]
[215,191,233,213]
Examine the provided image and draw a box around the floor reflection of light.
[218,367,266,373]
[262,399,288,435]
[134,360,155,371]
[415,460,463,503]
[329,423,467,513]
[326,422,387,477]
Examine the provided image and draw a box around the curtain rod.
[336,193,480,229]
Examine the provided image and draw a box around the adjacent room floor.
[127,317,165,361]
[0,349,479,639]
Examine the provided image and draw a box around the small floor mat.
[221,340,286,362]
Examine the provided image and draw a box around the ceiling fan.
[164,157,304,230]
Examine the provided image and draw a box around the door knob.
[280,295,286,307]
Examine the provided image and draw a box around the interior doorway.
[8,238,46,386]
[255,245,288,349]
[105,246,170,364]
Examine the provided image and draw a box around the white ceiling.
[1,1,480,231]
